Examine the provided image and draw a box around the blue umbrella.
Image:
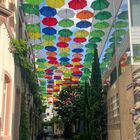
[72,48,84,53]
[39,6,57,17]
[45,46,57,52]
[42,27,57,35]
[46,72,54,75]
[59,57,70,62]
[72,73,82,76]
[76,21,92,28]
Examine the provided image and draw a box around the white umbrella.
[24,14,40,24]
[34,50,46,59]
[29,38,42,44]
[57,8,75,19]
[71,43,83,48]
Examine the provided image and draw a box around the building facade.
[99,0,140,140]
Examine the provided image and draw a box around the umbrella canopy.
[46,0,65,8]
[114,21,128,28]
[45,46,57,52]
[24,14,40,24]
[26,24,40,32]
[42,40,54,46]
[68,0,87,10]
[20,4,39,14]
[42,17,58,26]
[72,53,83,58]
[59,52,70,57]
[25,0,43,5]
[72,48,84,53]
[109,36,122,42]
[58,36,71,42]
[72,58,82,62]
[46,51,57,57]
[112,29,127,37]
[118,11,128,20]
[42,27,57,35]
[58,8,75,19]
[32,44,44,50]
[58,19,74,27]
[74,30,89,37]
[90,30,105,37]
[76,10,93,19]
[29,38,42,44]
[85,43,97,48]
[59,48,70,53]
[73,37,86,43]
[39,6,57,16]
[89,37,102,43]
[28,32,41,38]
[95,11,112,20]
[91,0,110,10]
[42,34,56,40]
[94,21,110,29]
[72,43,83,48]
[59,57,70,62]
[76,21,91,28]
[58,29,73,37]
[57,42,69,48]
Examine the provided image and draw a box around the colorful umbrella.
[94,21,109,29]
[42,17,58,26]
[58,29,73,37]
[114,21,128,28]
[29,38,42,44]
[72,43,83,48]
[68,0,87,10]
[42,35,56,40]
[28,32,41,38]
[32,44,44,50]
[76,21,92,28]
[76,10,93,19]
[46,0,65,8]
[75,64,84,68]
[42,27,57,35]
[45,46,57,52]
[86,48,94,53]
[58,36,71,42]
[72,53,83,58]
[74,30,89,37]
[112,29,127,37]
[118,11,128,20]
[72,48,84,53]
[47,56,57,61]
[58,8,75,19]
[90,30,105,38]
[26,24,40,32]
[57,42,69,48]
[24,14,40,24]
[91,0,110,10]
[89,37,102,43]
[73,37,87,43]
[46,51,57,57]
[39,6,57,17]
[20,4,39,14]
[59,52,70,57]
[109,37,122,42]
[58,19,74,27]
[65,63,73,68]
[85,43,97,48]
[95,11,112,20]
[72,58,82,62]
[36,58,46,62]
[59,48,70,53]
[42,40,54,46]
[26,0,43,5]
[59,57,70,62]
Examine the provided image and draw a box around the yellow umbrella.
[36,67,44,71]
[55,80,63,85]
[46,62,51,66]
[74,30,89,37]
[71,62,81,65]
[42,40,54,46]
[46,0,65,8]
[59,48,70,53]
[72,76,79,80]
[28,32,41,38]
[60,67,68,72]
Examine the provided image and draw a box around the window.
[133,44,140,63]
[130,0,140,26]
[110,67,117,85]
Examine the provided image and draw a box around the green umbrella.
[26,24,40,32]
[58,29,73,37]
[37,71,44,75]
[105,47,114,54]
[91,0,110,10]
[109,36,122,42]
[42,34,56,40]
[40,80,46,86]
[80,75,88,81]
[49,66,57,70]
[36,58,46,63]
[89,37,102,43]
[118,11,128,20]
[114,21,128,28]
[59,52,70,57]
[37,64,46,68]
[60,62,69,65]
[90,30,105,37]
[86,48,94,53]
[37,73,44,78]
[26,0,43,5]
[81,68,91,73]
[47,79,54,83]
[85,43,97,48]
[85,53,94,58]
[84,55,93,60]
[84,62,92,68]
[95,11,112,20]
[20,4,39,14]
[59,19,74,27]
[32,44,44,50]
[112,29,127,37]
[93,21,109,29]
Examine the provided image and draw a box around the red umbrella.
[45,69,53,73]
[65,63,73,68]
[42,17,58,26]
[47,85,54,88]
[45,75,52,79]
[68,0,87,10]
[54,76,61,79]
[47,56,57,61]
[74,37,87,43]
[73,71,82,74]
[75,64,84,68]
[72,58,82,62]
[56,42,69,48]
[63,77,71,80]
[48,61,58,64]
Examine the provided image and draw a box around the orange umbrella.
[70,67,79,72]
[58,36,71,42]
[46,51,57,57]
[54,63,61,67]
[77,10,94,19]
[72,53,83,58]
[55,69,63,73]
